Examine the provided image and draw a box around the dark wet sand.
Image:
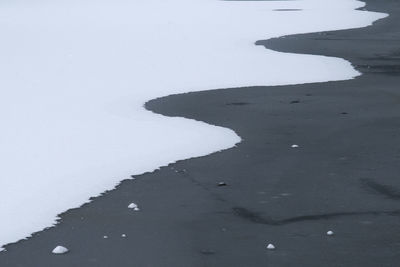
[2,0,400,266]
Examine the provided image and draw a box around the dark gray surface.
[1,0,400,266]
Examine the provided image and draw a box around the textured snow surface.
[0,0,386,250]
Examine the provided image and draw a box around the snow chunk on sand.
[52,246,69,254]
[128,203,139,211]
[267,244,276,250]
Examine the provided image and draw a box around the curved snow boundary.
[0,0,387,251]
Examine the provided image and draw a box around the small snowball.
[128,203,140,211]
[327,231,334,236]
[267,244,275,250]
[52,245,69,254]
[291,144,299,148]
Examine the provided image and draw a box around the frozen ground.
[0,0,385,250]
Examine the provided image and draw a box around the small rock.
[200,249,216,255]
[217,182,227,187]
[128,202,140,211]
[267,244,275,250]
[290,100,300,104]
[291,144,299,148]
[121,234,127,238]
[52,246,69,254]
[327,231,334,236]
[103,235,108,239]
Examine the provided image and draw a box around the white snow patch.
[52,246,69,254]
[0,0,387,250]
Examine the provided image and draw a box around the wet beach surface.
[1,0,400,266]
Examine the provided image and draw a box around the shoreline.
[2,0,400,266]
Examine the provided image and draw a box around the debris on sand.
[128,202,140,211]
[327,230,334,236]
[217,182,227,187]
[266,244,276,250]
[52,245,69,254]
